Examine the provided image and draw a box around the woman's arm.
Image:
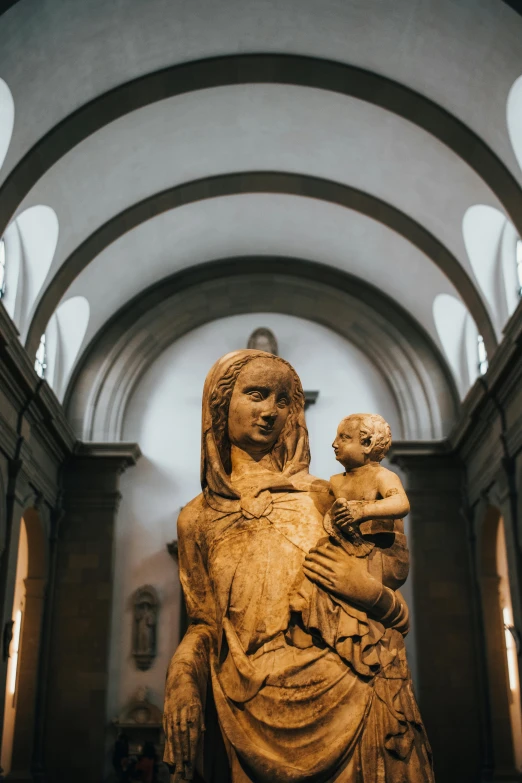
[163,501,217,782]
[302,539,409,632]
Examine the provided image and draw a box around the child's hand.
[332,499,366,528]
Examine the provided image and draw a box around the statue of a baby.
[326,413,410,591]
[290,413,410,673]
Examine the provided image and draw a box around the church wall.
[0,302,76,778]
[108,312,403,721]
[424,298,522,780]
[0,286,520,780]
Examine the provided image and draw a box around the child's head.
[332,413,391,469]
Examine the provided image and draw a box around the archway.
[1,508,47,778]
[479,507,522,776]
[65,258,459,443]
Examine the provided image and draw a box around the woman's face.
[227,358,294,456]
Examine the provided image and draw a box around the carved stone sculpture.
[113,686,164,757]
[163,351,434,782]
[246,327,319,409]
[132,586,159,670]
[247,327,278,355]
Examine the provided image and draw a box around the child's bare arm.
[374,468,410,518]
[333,469,409,527]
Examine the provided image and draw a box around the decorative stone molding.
[114,686,163,728]
[112,687,164,757]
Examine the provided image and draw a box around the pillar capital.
[388,439,462,492]
[67,442,141,485]
[72,441,141,473]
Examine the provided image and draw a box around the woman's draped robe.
[174,485,434,783]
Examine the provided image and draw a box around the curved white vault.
[15,83,502,279]
[1,0,522,182]
[0,0,521,432]
[62,194,459,350]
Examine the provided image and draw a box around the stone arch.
[478,505,522,776]
[26,171,497,357]
[65,257,460,443]
[2,506,47,777]
[1,52,521,251]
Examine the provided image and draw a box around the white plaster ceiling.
[1,0,522,182]
[17,84,502,283]
[1,0,521,401]
[62,193,458,349]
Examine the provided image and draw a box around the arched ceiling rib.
[25,173,497,356]
[2,53,522,243]
[16,84,501,274]
[1,0,518,396]
[1,0,522,183]
[17,82,501,355]
[65,258,459,442]
[60,195,460,351]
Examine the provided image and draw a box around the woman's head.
[206,352,308,476]
[227,357,294,456]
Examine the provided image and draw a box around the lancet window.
[0,237,5,299]
[516,239,522,297]
[34,334,47,379]
[477,334,488,376]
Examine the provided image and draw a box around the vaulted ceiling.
[1,0,522,433]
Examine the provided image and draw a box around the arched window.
[508,74,522,174]
[516,239,522,297]
[0,238,5,299]
[43,296,90,400]
[477,335,488,376]
[0,79,14,173]
[34,335,47,379]
[0,206,59,337]
[479,509,522,772]
[433,293,480,397]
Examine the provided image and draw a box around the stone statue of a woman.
[163,350,434,782]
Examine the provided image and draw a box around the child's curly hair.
[209,353,308,473]
[342,413,392,462]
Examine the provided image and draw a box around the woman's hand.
[163,676,205,781]
[303,539,384,610]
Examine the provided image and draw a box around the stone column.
[43,443,140,783]
[389,442,483,783]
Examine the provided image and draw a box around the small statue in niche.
[132,586,159,671]
[247,326,279,355]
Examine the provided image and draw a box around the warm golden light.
[504,606,518,695]
[8,610,22,696]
